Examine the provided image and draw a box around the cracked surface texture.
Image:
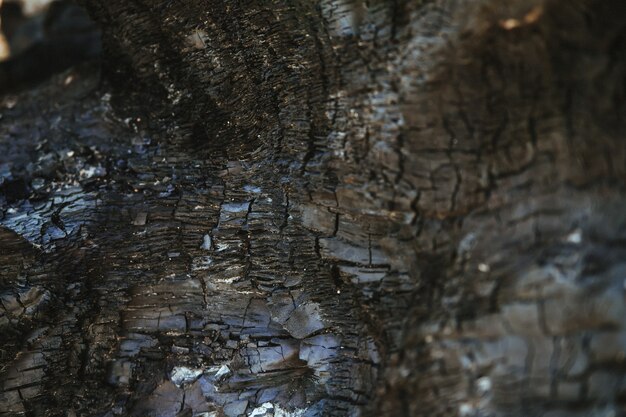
[1,0,626,416]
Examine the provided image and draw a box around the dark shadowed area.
[0,0,100,93]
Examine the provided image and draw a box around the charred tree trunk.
[1,1,626,416]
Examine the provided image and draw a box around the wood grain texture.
[1,0,626,415]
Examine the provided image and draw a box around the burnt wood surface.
[1,0,626,416]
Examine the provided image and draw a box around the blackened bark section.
[1,0,626,416]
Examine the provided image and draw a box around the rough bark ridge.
[1,0,626,416]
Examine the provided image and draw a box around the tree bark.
[1,1,626,416]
